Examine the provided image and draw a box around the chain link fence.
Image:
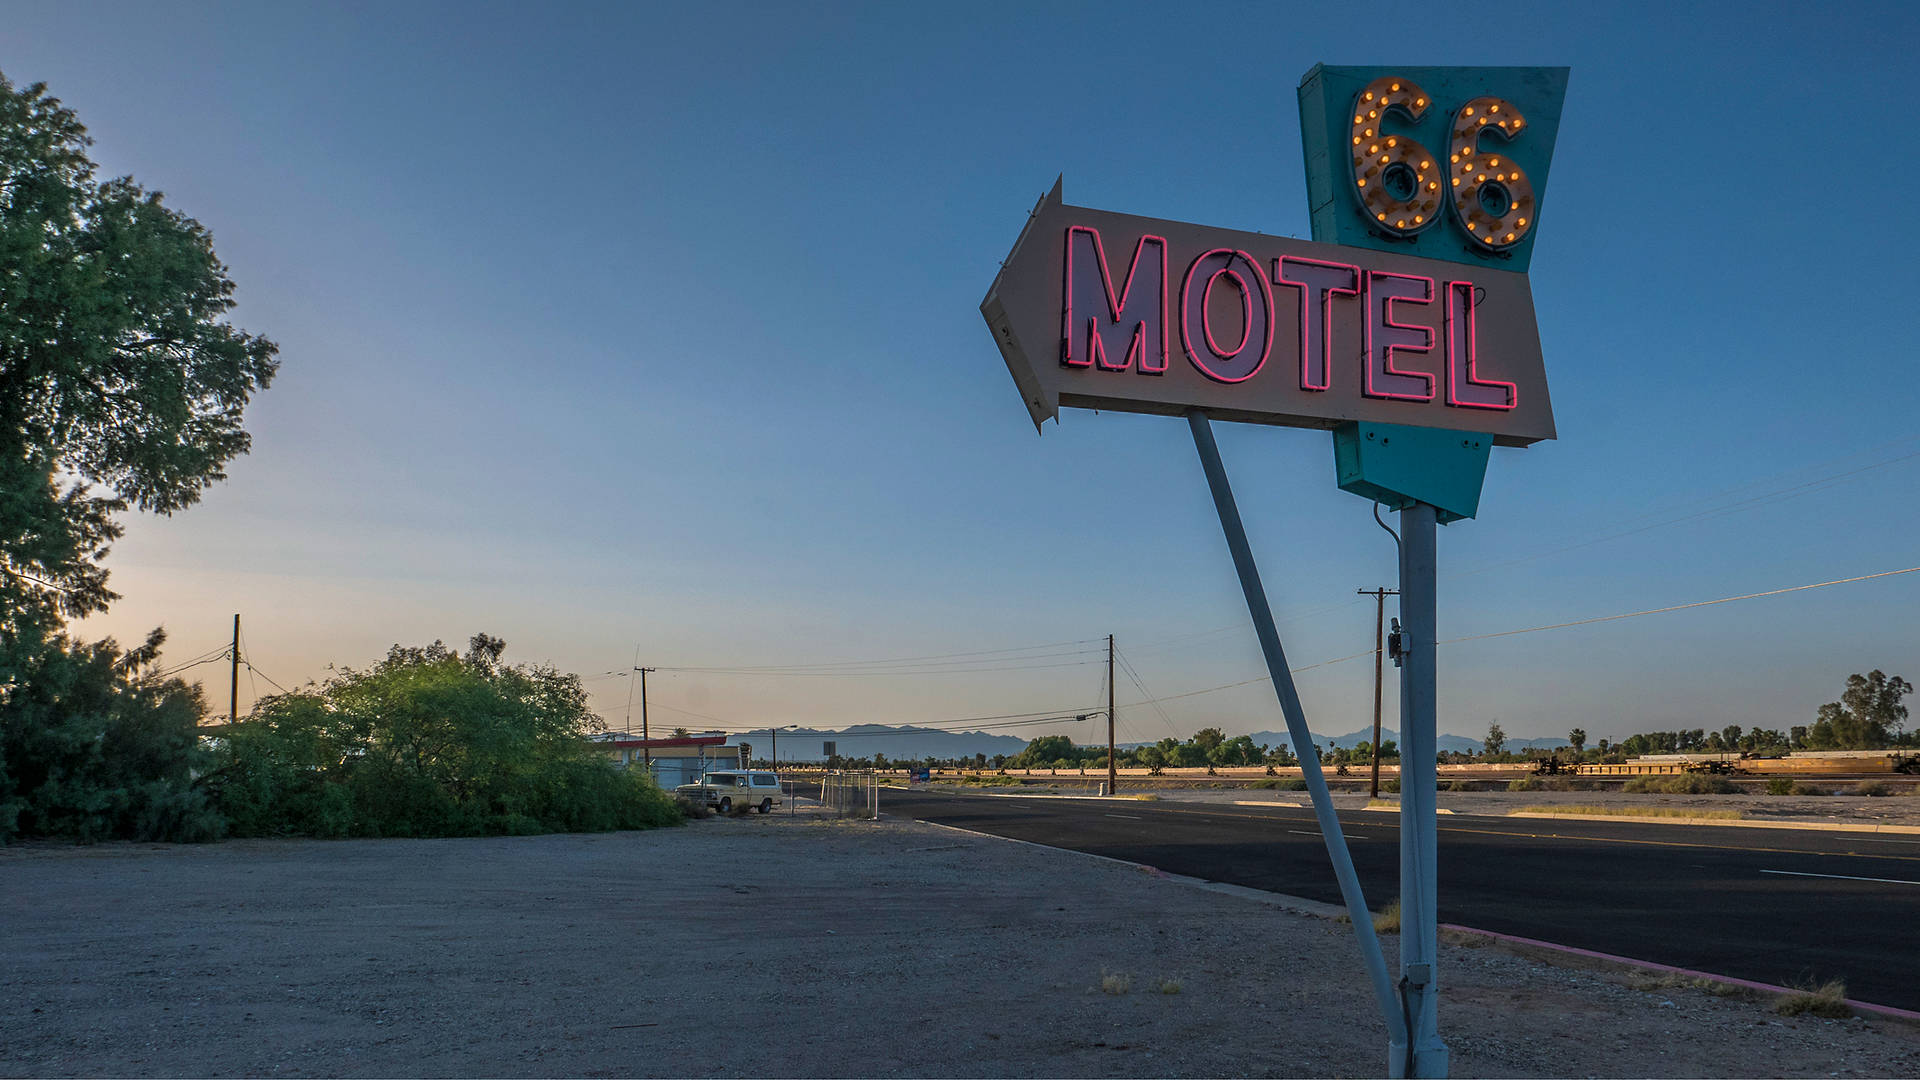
[818,772,879,819]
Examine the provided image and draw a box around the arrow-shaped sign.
[981,178,1554,446]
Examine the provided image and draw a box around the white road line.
[1760,869,1920,886]
[1287,830,1319,836]
[1840,837,1920,845]
[1103,813,1143,821]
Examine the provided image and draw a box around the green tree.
[0,74,277,842]
[1806,671,1911,749]
[1011,734,1077,769]
[1212,734,1262,766]
[0,75,277,628]
[1191,727,1226,754]
[212,635,677,837]
[1567,728,1586,754]
[0,628,224,842]
[1483,721,1506,758]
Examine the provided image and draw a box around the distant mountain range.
[723,723,1567,762]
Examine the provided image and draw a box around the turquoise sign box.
[1333,422,1491,525]
[1298,65,1569,274]
[1301,65,1567,519]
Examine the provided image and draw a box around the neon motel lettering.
[1060,225,1516,411]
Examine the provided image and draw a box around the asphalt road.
[833,785,1920,1011]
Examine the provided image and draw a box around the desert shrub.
[1441,780,1477,792]
[1621,774,1740,795]
[1383,779,1401,793]
[0,628,226,844]
[1507,777,1542,792]
[1851,781,1893,797]
[209,635,681,838]
[1790,782,1831,796]
[1765,778,1794,795]
[1775,978,1849,1018]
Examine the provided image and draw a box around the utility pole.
[229,613,240,724]
[1358,587,1399,800]
[1107,634,1117,795]
[636,666,656,769]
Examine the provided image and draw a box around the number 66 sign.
[1298,66,1570,272]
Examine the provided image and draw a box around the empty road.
[859,786,1920,1011]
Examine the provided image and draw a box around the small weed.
[1630,972,1745,998]
[1365,798,1398,809]
[1099,971,1132,995]
[1774,978,1849,1018]
[1373,900,1401,935]
[673,796,713,820]
[1765,778,1794,795]
[1155,978,1183,995]
[1252,778,1309,791]
[1851,781,1894,797]
[1513,804,1744,820]
[1622,774,1741,795]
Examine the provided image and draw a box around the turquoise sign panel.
[1333,421,1491,523]
[1299,65,1569,273]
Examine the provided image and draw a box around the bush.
[209,635,682,838]
[1765,778,1795,795]
[1383,779,1401,793]
[1441,780,1477,792]
[1508,777,1542,792]
[1791,782,1831,796]
[1851,781,1893,797]
[1622,774,1741,795]
[1250,777,1308,791]
[0,628,227,844]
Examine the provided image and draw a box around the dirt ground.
[3,812,1918,1078]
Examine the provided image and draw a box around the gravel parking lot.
[3,812,1917,1078]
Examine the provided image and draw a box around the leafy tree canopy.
[0,73,277,628]
[212,635,679,838]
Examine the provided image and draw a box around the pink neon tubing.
[1201,267,1253,359]
[1362,270,1435,401]
[1062,225,1169,374]
[1181,248,1273,384]
[1444,280,1517,410]
[1275,255,1360,392]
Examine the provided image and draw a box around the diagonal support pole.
[1187,410,1408,1050]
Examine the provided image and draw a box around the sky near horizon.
[5,1,1918,747]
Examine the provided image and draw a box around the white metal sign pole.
[1395,502,1446,1078]
[1187,410,1410,1053]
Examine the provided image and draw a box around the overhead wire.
[1116,563,1920,710]
[655,636,1104,673]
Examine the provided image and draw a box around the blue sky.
[8,1,1917,745]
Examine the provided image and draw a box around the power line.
[654,656,1105,678]
[1439,565,1920,645]
[655,636,1104,673]
[1115,563,1920,710]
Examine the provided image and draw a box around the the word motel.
[1062,224,1514,410]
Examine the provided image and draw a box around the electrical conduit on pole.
[1186,411,1408,1053]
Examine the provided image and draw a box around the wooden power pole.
[1107,634,1117,795]
[229,613,240,724]
[1359,588,1398,799]
[636,666,656,769]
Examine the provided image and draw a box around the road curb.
[1436,924,1920,1026]
[1505,811,1920,835]
[908,812,1920,1026]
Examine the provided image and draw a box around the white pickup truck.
[674,770,783,814]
